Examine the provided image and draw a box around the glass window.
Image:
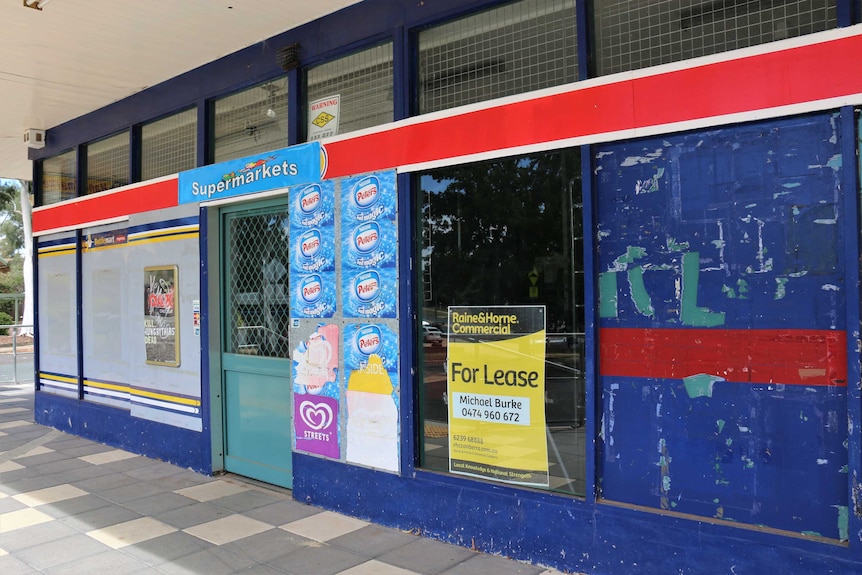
[593,0,837,76]
[306,42,394,140]
[141,108,197,180]
[40,150,77,206]
[213,77,288,164]
[86,132,130,195]
[417,149,586,495]
[417,0,578,114]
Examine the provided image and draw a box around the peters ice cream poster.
[343,323,400,472]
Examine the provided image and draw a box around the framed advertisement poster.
[144,265,180,367]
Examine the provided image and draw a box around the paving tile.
[42,549,153,575]
[268,542,367,575]
[123,461,188,482]
[0,461,24,473]
[329,524,420,558]
[437,553,544,575]
[44,461,117,482]
[244,499,322,526]
[147,470,215,492]
[376,537,476,575]
[12,484,88,507]
[152,501,234,529]
[0,554,39,575]
[59,502,144,531]
[120,531,214,566]
[0,421,32,430]
[211,488,283,513]
[11,449,70,466]
[86,516,177,549]
[281,511,369,542]
[79,449,138,465]
[11,533,110,570]
[0,508,53,533]
[0,515,81,552]
[33,493,113,519]
[175,479,250,502]
[42,437,98,451]
[28,456,93,475]
[235,563,292,575]
[1,473,72,494]
[98,481,168,504]
[61,443,120,457]
[222,527,313,563]
[17,446,53,457]
[0,497,26,514]
[70,470,141,493]
[183,514,273,545]
[123,492,197,516]
[99,455,158,472]
[153,545,256,575]
[337,559,423,575]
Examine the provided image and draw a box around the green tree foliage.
[420,150,582,328]
[0,183,24,258]
[0,183,25,321]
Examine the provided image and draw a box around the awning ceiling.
[0,0,360,182]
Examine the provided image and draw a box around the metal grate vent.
[417,0,578,114]
[306,42,394,139]
[86,132,130,195]
[213,77,289,164]
[226,207,291,359]
[277,43,301,71]
[41,149,77,206]
[142,108,197,181]
[594,0,837,76]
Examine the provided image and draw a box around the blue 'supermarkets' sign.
[178,142,321,204]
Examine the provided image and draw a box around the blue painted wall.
[595,113,850,540]
[34,392,210,473]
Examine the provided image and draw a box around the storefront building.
[28,1,862,573]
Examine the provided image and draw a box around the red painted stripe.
[33,178,178,234]
[599,327,847,387]
[324,32,862,178]
[33,32,862,229]
[631,35,862,127]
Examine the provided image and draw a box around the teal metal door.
[221,200,293,488]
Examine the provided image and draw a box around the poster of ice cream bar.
[292,323,340,459]
[341,171,397,319]
[343,323,400,472]
[290,180,337,318]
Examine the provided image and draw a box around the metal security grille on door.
[225,207,291,358]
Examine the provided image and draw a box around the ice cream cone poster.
[447,306,549,487]
[293,323,340,458]
[343,323,400,472]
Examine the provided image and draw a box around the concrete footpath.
[0,381,569,575]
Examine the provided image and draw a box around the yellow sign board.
[447,306,548,486]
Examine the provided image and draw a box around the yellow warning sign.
[312,111,335,128]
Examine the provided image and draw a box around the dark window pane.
[417,149,586,495]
